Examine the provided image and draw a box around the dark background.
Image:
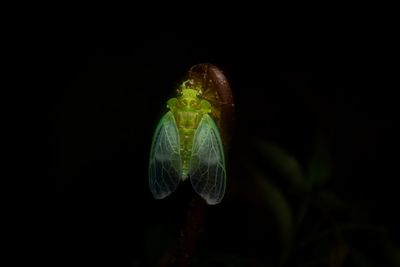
[49,20,398,267]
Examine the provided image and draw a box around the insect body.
[149,82,226,205]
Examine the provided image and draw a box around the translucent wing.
[189,114,226,205]
[149,111,182,199]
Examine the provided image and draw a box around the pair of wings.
[149,111,226,205]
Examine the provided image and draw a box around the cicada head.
[178,79,204,96]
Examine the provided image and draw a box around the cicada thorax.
[167,90,210,180]
[175,110,202,172]
[180,73,221,125]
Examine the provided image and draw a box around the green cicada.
[149,80,226,205]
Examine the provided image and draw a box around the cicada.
[149,80,226,205]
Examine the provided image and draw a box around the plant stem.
[176,195,207,267]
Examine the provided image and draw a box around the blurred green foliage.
[145,133,399,267]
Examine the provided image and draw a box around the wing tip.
[203,195,224,205]
[151,191,171,200]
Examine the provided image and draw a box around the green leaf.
[252,139,306,192]
[257,175,294,264]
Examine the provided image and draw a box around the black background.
[47,17,398,267]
